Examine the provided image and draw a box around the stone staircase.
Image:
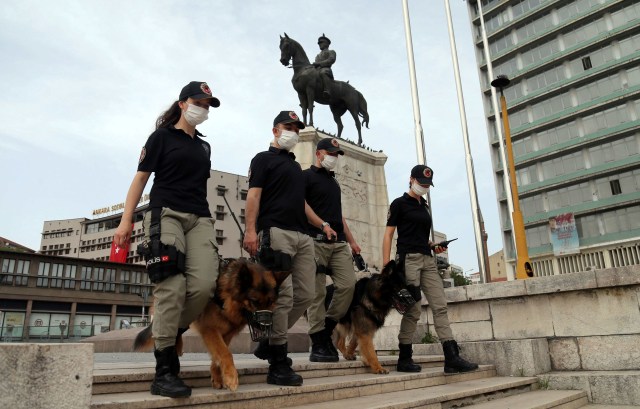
[90,354,594,409]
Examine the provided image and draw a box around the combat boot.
[254,339,292,365]
[150,347,192,398]
[170,327,189,376]
[442,340,478,373]
[267,343,303,386]
[324,318,340,357]
[396,343,422,372]
[309,331,338,362]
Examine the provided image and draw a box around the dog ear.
[270,270,291,287]
[237,260,254,293]
[381,260,396,276]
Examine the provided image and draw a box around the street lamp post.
[491,75,533,279]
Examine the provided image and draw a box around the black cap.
[317,137,344,155]
[273,111,305,129]
[411,165,434,186]
[179,81,220,108]
[318,33,331,45]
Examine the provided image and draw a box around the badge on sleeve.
[139,147,146,164]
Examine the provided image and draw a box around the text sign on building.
[549,213,580,256]
[92,194,150,216]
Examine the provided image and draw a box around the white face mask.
[183,103,209,126]
[411,182,429,196]
[321,154,338,170]
[277,129,299,150]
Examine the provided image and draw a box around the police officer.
[382,165,478,374]
[304,138,360,362]
[114,81,221,398]
[243,111,336,386]
[313,34,336,98]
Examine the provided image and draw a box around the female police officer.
[382,165,478,374]
[114,81,221,398]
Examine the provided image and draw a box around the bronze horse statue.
[279,33,369,145]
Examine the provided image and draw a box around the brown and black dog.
[134,258,290,392]
[330,260,412,374]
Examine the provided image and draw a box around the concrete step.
[463,389,588,409]
[90,365,499,409]
[542,370,640,406]
[584,406,640,408]
[92,354,445,394]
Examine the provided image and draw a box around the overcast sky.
[0,0,502,273]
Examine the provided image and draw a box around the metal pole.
[401,0,435,242]
[476,0,515,280]
[444,0,487,283]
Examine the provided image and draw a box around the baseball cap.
[411,165,434,186]
[179,81,220,108]
[273,110,305,129]
[316,137,344,155]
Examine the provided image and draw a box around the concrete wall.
[375,265,640,367]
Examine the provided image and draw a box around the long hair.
[155,100,182,129]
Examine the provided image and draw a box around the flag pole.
[401,0,435,242]
[444,0,487,283]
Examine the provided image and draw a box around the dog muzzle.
[391,289,417,315]
[242,310,273,342]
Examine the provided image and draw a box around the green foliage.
[420,331,439,344]
[450,270,472,286]
[537,376,550,389]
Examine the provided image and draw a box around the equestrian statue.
[279,33,369,146]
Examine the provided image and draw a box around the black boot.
[442,340,478,373]
[396,343,421,372]
[150,347,192,398]
[254,339,292,365]
[309,331,338,362]
[170,328,189,376]
[324,318,339,357]
[268,343,303,386]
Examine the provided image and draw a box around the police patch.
[331,138,339,147]
[289,111,299,120]
[139,147,146,164]
[423,168,432,178]
[201,82,212,95]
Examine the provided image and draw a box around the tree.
[450,270,471,286]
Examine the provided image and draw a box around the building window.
[64,265,76,289]
[50,263,64,288]
[240,209,246,224]
[216,238,224,246]
[120,270,130,293]
[104,269,116,292]
[240,190,248,200]
[216,230,224,237]
[80,266,92,290]
[37,262,51,287]
[216,185,227,196]
[610,180,622,195]
[93,268,105,291]
[581,56,592,70]
[1,258,16,285]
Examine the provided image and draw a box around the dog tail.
[133,325,154,351]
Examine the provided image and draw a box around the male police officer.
[313,34,336,98]
[304,138,360,362]
[243,111,336,386]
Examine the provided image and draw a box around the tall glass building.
[464,0,640,276]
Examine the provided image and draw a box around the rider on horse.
[313,34,336,98]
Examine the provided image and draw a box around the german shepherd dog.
[331,260,412,374]
[134,258,290,392]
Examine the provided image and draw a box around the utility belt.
[312,233,345,244]
[137,207,186,284]
[256,229,293,272]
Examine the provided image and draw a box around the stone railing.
[374,264,640,404]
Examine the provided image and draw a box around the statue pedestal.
[293,127,389,269]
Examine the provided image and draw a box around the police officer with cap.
[382,165,478,374]
[313,33,336,98]
[304,137,361,362]
[243,111,336,386]
[114,81,221,398]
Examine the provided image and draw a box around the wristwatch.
[321,221,330,229]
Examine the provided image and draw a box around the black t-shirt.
[386,192,432,255]
[248,146,307,233]
[304,165,345,241]
[137,126,211,217]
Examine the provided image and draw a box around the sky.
[0,0,502,274]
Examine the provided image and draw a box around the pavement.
[93,352,311,364]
